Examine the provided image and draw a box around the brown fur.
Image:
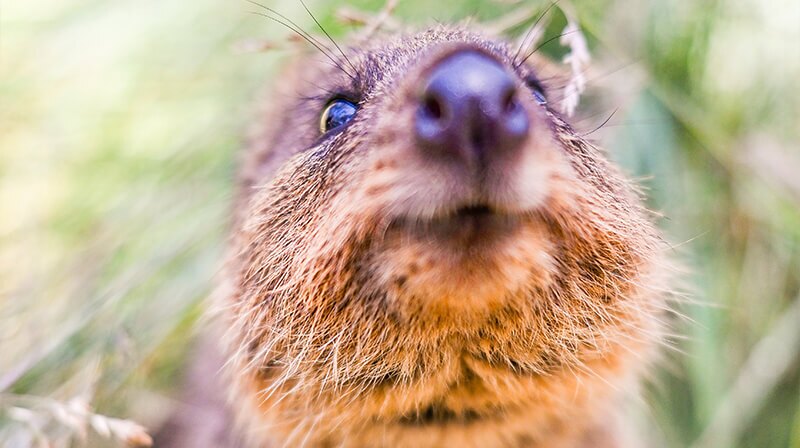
[189,25,670,448]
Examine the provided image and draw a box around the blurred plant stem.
[691,293,800,448]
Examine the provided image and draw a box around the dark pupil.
[532,89,546,105]
[325,100,357,131]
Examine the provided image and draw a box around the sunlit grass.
[1,0,798,447]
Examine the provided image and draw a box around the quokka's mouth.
[389,203,524,248]
[453,204,494,218]
[395,403,504,426]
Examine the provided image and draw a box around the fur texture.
[217,25,670,448]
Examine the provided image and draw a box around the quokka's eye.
[320,99,358,134]
[532,88,546,105]
[524,76,547,105]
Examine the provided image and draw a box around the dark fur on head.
[221,25,670,448]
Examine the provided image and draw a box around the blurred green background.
[1,0,799,446]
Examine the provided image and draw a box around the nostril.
[421,94,445,120]
[502,88,519,114]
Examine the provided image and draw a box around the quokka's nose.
[414,50,530,167]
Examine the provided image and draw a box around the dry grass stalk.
[558,6,590,117]
[3,395,153,447]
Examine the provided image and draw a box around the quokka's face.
[239,27,580,315]
[226,25,664,445]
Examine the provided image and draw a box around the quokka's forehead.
[333,28,514,80]
[350,27,512,60]
[307,26,530,103]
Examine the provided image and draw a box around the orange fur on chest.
[233,332,645,448]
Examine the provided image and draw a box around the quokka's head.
[224,23,667,431]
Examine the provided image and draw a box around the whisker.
[513,0,560,67]
[586,120,667,130]
[515,29,577,68]
[580,108,618,137]
[246,1,356,81]
[539,58,642,97]
[247,0,335,56]
[299,0,359,76]
[249,11,356,81]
